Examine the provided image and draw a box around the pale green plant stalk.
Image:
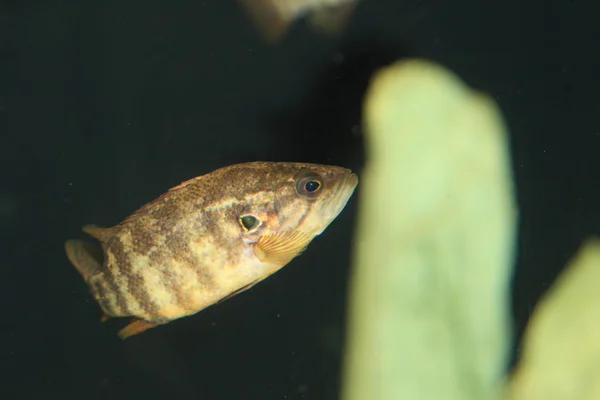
[341,59,517,400]
[341,59,600,400]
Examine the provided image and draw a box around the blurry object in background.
[341,59,516,400]
[341,57,600,400]
[507,238,600,400]
[239,0,357,42]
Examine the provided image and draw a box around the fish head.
[226,162,358,266]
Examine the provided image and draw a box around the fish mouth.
[324,169,359,224]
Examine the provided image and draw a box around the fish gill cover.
[341,59,600,400]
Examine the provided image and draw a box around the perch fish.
[65,161,358,339]
[239,0,358,42]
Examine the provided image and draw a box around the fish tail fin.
[64,239,104,280]
[238,0,293,43]
[65,239,117,322]
[307,2,356,36]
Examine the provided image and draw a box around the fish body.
[65,161,358,339]
[239,0,358,42]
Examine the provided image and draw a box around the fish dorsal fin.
[82,224,112,242]
[64,239,104,280]
[254,230,312,266]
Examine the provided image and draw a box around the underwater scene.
[3,1,599,399]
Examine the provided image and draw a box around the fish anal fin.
[254,230,312,266]
[64,239,104,280]
[82,224,112,242]
[118,319,158,340]
[308,2,356,35]
[238,0,292,43]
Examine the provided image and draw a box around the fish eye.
[295,171,323,197]
[304,181,320,193]
[240,215,260,231]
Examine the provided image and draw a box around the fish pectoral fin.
[254,230,312,266]
[64,239,104,280]
[307,2,356,35]
[118,319,158,340]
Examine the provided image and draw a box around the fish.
[65,161,358,339]
[239,0,358,42]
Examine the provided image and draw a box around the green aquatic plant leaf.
[341,59,517,400]
[507,238,600,400]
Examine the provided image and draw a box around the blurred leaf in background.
[341,59,516,400]
[507,238,600,400]
[341,57,600,400]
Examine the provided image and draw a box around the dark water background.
[2,0,599,399]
